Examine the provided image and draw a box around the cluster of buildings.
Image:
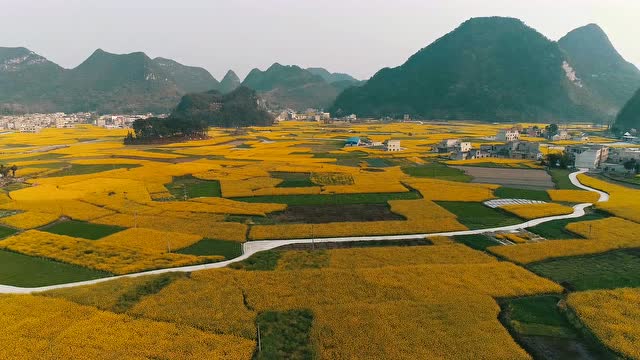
[275,109,363,124]
[518,126,590,142]
[566,144,640,173]
[344,137,402,152]
[565,144,610,170]
[95,114,158,129]
[0,112,92,133]
[570,145,640,173]
[275,109,332,122]
[439,129,542,161]
[0,112,161,133]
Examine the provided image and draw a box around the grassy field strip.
[0,169,606,293]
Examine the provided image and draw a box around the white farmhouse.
[496,128,520,142]
[569,145,609,169]
[384,140,401,152]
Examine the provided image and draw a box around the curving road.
[0,169,607,294]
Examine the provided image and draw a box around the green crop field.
[233,191,421,205]
[0,250,111,287]
[47,163,140,177]
[437,201,523,229]
[528,249,640,291]
[402,162,472,182]
[177,239,243,260]
[453,234,500,250]
[527,211,609,239]
[0,225,18,239]
[229,251,281,271]
[494,187,551,201]
[501,295,616,359]
[548,169,580,190]
[271,172,316,188]
[42,220,125,240]
[254,309,315,360]
[166,175,222,199]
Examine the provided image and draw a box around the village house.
[436,139,470,153]
[496,128,520,142]
[566,144,609,169]
[509,141,541,160]
[384,139,401,152]
[344,137,362,147]
[19,124,41,133]
[608,147,640,163]
[552,130,571,141]
[522,126,543,137]
[572,133,590,142]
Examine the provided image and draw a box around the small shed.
[345,137,361,147]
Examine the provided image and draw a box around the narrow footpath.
[0,169,607,294]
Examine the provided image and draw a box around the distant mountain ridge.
[615,88,640,131]
[219,70,241,94]
[0,47,65,113]
[3,21,638,120]
[0,48,220,114]
[171,86,274,127]
[558,24,640,116]
[154,56,220,93]
[331,17,640,122]
[306,67,359,84]
[241,63,342,110]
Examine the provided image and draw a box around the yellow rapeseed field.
[578,174,640,222]
[97,228,203,253]
[6,122,620,358]
[0,231,222,274]
[568,288,640,359]
[0,294,255,359]
[501,203,574,220]
[0,211,59,229]
[327,244,496,269]
[547,189,600,203]
[489,217,640,264]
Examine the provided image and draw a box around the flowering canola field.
[0,122,562,272]
[0,122,637,358]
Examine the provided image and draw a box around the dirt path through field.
[0,169,607,294]
[451,166,555,190]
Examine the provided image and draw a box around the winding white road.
[0,169,608,294]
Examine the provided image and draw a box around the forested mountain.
[614,88,640,131]
[330,17,627,122]
[0,47,65,114]
[153,57,220,93]
[0,48,221,114]
[219,70,241,94]
[128,86,273,143]
[241,63,342,110]
[306,67,360,84]
[558,24,640,116]
[172,86,273,127]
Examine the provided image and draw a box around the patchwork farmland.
[0,121,638,359]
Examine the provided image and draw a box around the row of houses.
[275,109,334,122]
[436,138,541,161]
[345,137,401,152]
[566,144,609,169]
[501,127,590,142]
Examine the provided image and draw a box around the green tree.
[623,159,638,173]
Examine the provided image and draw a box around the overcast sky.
[2,0,639,80]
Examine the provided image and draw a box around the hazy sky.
[2,0,639,80]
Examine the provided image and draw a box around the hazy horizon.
[2,0,639,80]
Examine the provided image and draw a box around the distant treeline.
[125,87,274,144]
